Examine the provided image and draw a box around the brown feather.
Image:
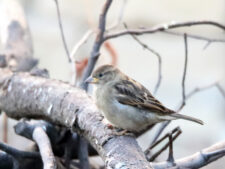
[114,79,173,115]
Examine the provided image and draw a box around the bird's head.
[85,65,120,85]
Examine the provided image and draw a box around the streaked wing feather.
[114,80,172,115]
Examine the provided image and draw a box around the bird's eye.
[99,73,103,78]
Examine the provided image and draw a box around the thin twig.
[107,0,127,30]
[163,30,225,50]
[216,83,225,98]
[54,0,71,62]
[186,83,216,99]
[70,30,93,61]
[152,81,225,146]
[177,33,188,112]
[145,127,182,162]
[203,41,212,50]
[80,0,113,90]
[150,122,170,145]
[185,82,225,101]
[151,34,189,145]
[149,127,181,150]
[149,129,181,162]
[104,20,225,41]
[125,23,162,95]
[70,30,93,84]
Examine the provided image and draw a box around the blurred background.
[0,0,225,168]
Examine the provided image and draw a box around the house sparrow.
[85,65,203,132]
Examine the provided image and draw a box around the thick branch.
[0,68,152,169]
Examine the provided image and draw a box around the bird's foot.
[105,123,134,136]
[113,128,134,137]
[106,123,114,129]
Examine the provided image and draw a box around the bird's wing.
[114,79,173,115]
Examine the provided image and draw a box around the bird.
[85,64,203,132]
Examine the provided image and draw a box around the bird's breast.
[94,86,163,132]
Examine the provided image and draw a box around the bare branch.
[151,122,169,145]
[70,30,93,61]
[69,30,93,84]
[107,0,127,30]
[75,2,114,166]
[80,0,113,90]
[54,0,70,62]
[163,30,225,50]
[105,20,225,41]
[125,24,162,95]
[146,127,182,162]
[151,140,225,169]
[70,29,94,169]
[151,33,189,145]
[152,81,225,147]
[177,33,188,112]
[163,30,225,49]
[216,83,225,98]
[32,127,57,169]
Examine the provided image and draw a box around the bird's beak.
[85,76,99,84]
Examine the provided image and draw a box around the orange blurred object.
[75,41,118,82]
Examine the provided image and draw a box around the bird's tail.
[169,113,204,125]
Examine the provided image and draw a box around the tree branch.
[145,127,182,162]
[151,140,225,169]
[163,30,225,48]
[107,0,127,30]
[151,33,189,145]
[80,0,113,90]
[54,0,70,62]
[32,127,57,169]
[125,26,162,95]
[105,20,225,41]
[70,30,93,84]
[177,33,188,112]
[78,2,113,166]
